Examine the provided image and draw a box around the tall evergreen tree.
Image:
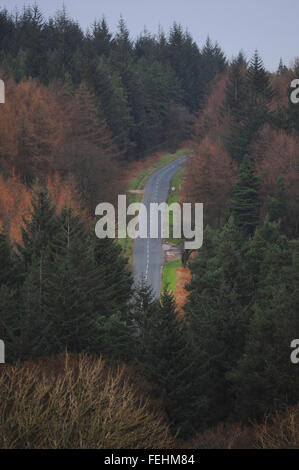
[17,186,59,270]
[94,236,132,316]
[134,288,202,437]
[231,221,299,421]
[224,55,248,122]
[199,36,227,102]
[231,155,261,236]
[91,17,113,57]
[248,50,274,104]
[0,231,16,287]
[225,51,274,162]
[185,220,252,425]
[43,207,133,361]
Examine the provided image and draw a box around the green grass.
[129,149,191,191]
[162,259,181,292]
[118,192,143,265]
[161,167,186,292]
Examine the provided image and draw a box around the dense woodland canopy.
[0,5,226,160]
[0,4,298,448]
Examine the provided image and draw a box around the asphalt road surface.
[133,155,187,298]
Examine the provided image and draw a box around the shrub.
[0,353,174,449]
[254,405,299,449]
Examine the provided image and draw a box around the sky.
[1,0,298,71]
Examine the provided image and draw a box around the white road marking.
[145,240,150,280]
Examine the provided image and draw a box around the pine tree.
[90,58,134,157]
[94,237,132,315]
[0,284,20,362]
[0,231,16,287]
[225,51,274,162]
[224,56,248,122]
[91,17,112,57]
[17,253,50,360]
[231,155,261,236]
[248,50,274,104]
[231,221,299,421]
[17,186,59,270]
[110,17,133,82]
[43,207,132,361]
[185,220,252,425]
[277,57,287,75]
[199,36,227,102]
[135,288,202,437]
[265,175,288,225]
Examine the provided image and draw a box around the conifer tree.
[17,253,50,360]
[94,237,132,315]
[135,289,202,437]
[91,17,112,56]
[248,50,274,104]
[185,220,252,425]
[43,207,132,361]
[0,284,20,362]
[199,36,227,101]
[224,56,248,122]
[0,231,16,287]
[225,51,274,162]
[17,186,59,270]
[231,221,299,421]
[265,175,288,230]
[231,155,261,236]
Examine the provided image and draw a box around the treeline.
[181,52,299,428]
[0,5,226,159]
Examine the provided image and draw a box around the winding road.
[133,155,187,298]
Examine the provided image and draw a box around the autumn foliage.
[0,74,122,242]
[184,64,299,234]
[253,125,299,235]
[183,138,236,227]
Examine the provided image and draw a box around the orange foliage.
[0,75,121,213]
[175,264,192,316]
[270,69,294,110]
[184,72,236,228]
[0,172,88,244]
[0,174,31,243]
[253,126,298,191]
[252,125,299,233]
[0,77,64,183]
[194,73,229,143]
[47,173,88,218]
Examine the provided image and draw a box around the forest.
[0,5,298,449]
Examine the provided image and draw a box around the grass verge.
[162,259,181,292]
[129,149,190,191]
[167,167,185,247]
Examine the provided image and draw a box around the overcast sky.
[1,0,298,71]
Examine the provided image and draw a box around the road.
[133,155,187,298]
